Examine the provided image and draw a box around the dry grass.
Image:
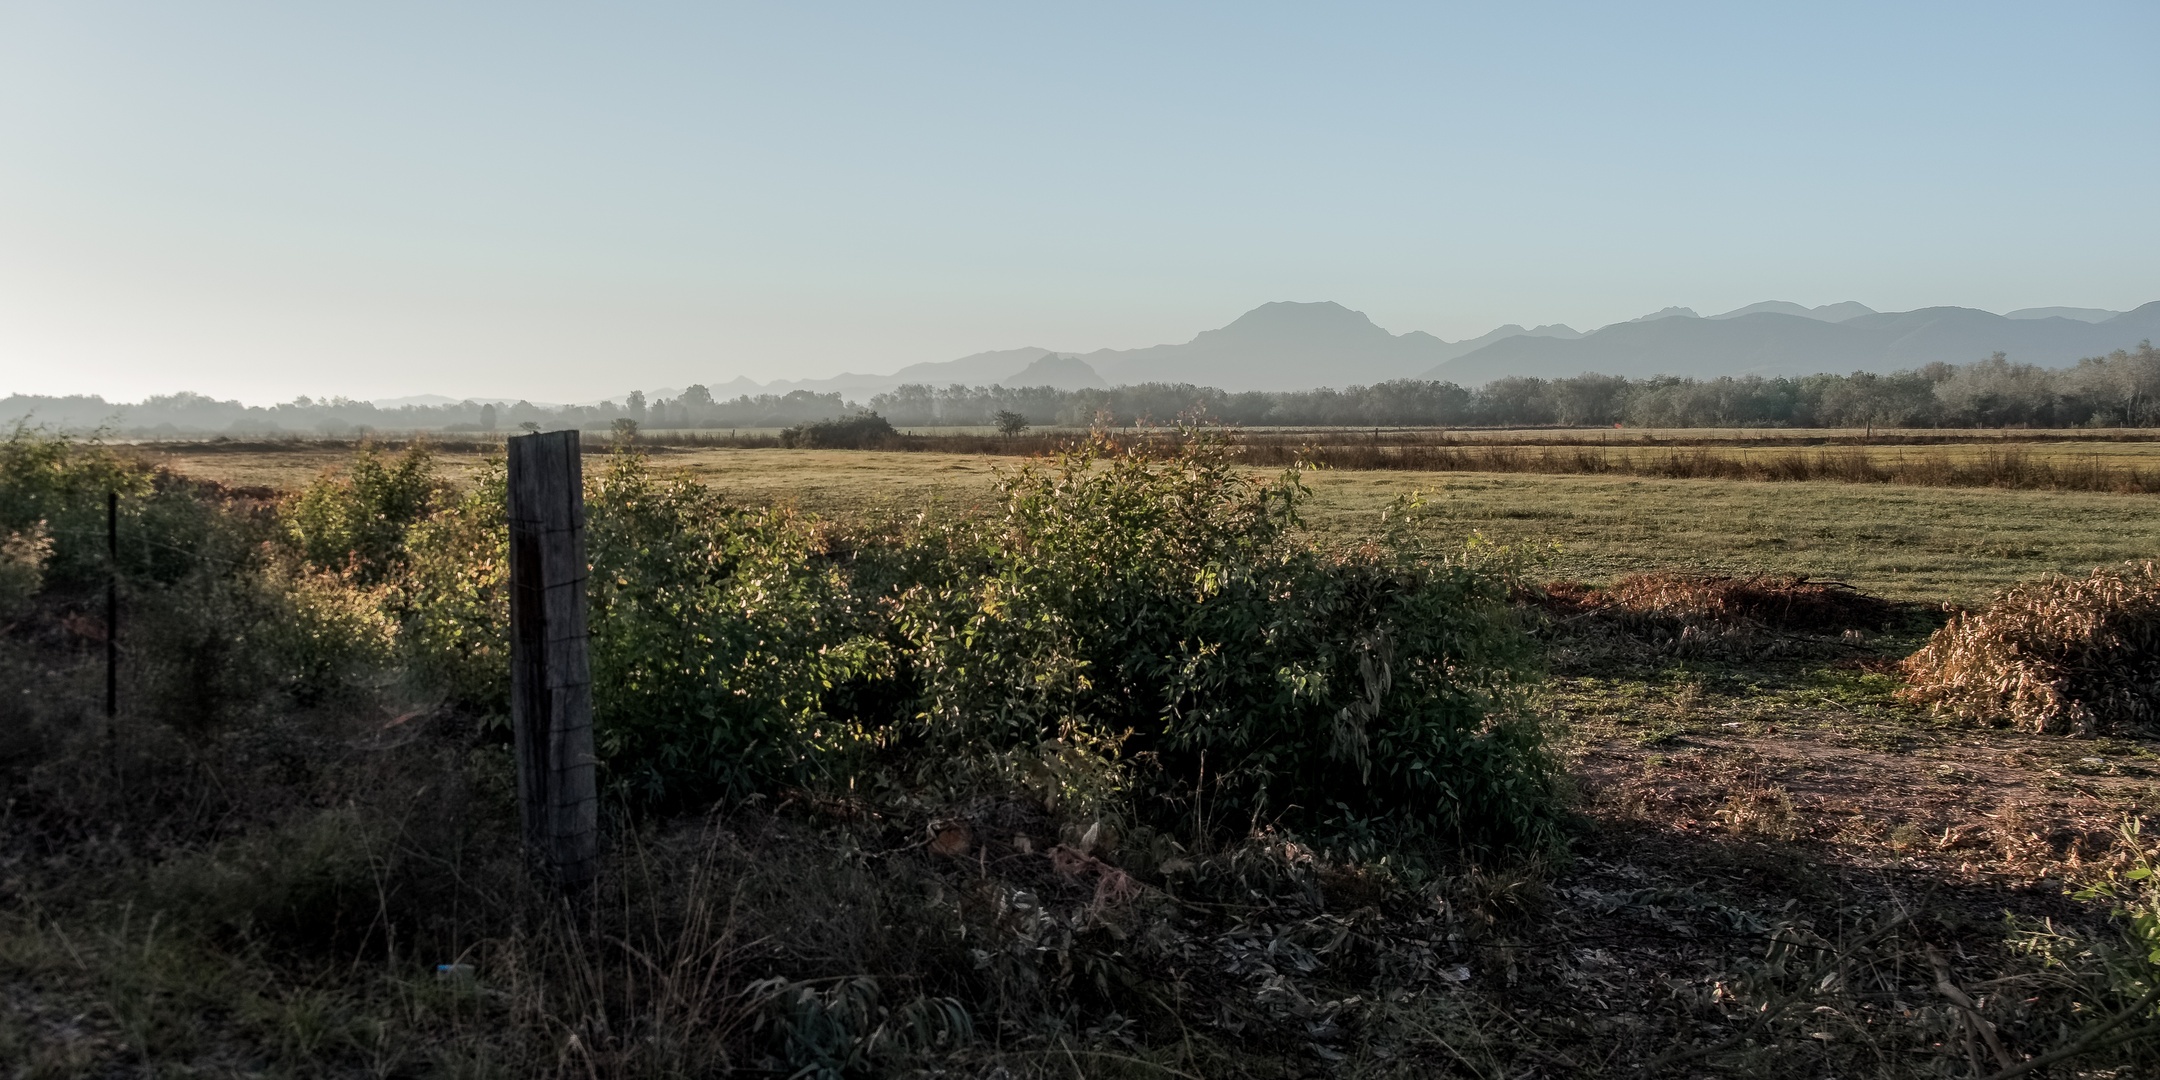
[1534,572,1896,632]
[1902,561,2160,735]
[1247,439,2160,492]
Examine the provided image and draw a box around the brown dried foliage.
[1530,572,1893,633]
[1900,560,2160,734]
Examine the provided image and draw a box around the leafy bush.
[0,522,49,617]
[391,458,511,713]
[889,429,1556,852]
[283,443,446,584]
[1901,561,2160,734]
[385,448,887,801]
[581,451,885,805]
[778,413,895,449]
[89,430,1553,851]
[0,425,154,590]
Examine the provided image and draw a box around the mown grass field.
[165,442,2160,604]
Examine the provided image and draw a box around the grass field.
[163,443,2160,604]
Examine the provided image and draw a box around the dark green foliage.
[0,424,151,590]
[890,430,1556,851]
[0,428,393,736]
[4,426,1555,852]
[779,412,896,449]
[390,459,510,713]
[386,449,888,802]
[581,452,883,805]
[283,443,445,584]
[380,431,1556,848]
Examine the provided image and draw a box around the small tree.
[992,410,1029,437]
[611,417,640,442]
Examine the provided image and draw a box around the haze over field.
[1,5,2155,403]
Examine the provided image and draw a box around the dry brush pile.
[1522,571,1898,668]
[1902,560,2160,735]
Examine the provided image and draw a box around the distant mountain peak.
[1002,354,1106,390]
[1708,300,1876,323]
[1199,300,1394,343]
[2005,306,2123,323]
[1632,306,1700,322]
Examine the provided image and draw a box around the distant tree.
[992,409,1029,437]
[611,417,639,441]
[518,421,541,434]
[626,390,647,424]
[679,384,714,407]
[480,402,497,430]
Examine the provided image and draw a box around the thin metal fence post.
[106,492,118,774]
[507,431,599,889]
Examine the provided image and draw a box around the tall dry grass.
[628,427,2160,494]
[1242,441,2160,493]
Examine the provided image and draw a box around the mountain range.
[374,299,2160,407]
[1427,302,2160,386]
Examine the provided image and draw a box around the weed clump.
[1899,561,2160,734]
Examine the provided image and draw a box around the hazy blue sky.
[3,1,2155,403]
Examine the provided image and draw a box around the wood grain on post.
[508,430,599,888]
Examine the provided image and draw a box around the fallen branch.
[1928,944,2015,1069]
[1980,982,2160,1080]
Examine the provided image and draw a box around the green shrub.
[387,449,888,800]
[0,428,397,732]
[889,429,1556,852]
[224,432,1555,852]
[0,522,49,617]
[148,808,389,950]
[0,425,152,590]
[582,451,887,805]
[391,458,511,714]
[778,413,896,449]
[283,443,446,584]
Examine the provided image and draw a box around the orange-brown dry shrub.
[1900,561,2160,734]
[1528,572,1891,632]
[1610,572,1892,631]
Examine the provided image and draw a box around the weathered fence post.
[508,430,599,888]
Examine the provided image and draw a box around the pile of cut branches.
[1901,561,2160,734]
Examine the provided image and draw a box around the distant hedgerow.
[778,413,896,450]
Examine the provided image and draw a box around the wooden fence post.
[508,430,599,888]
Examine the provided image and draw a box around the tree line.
[870,344,2160,429]
[7,342,2155,435]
